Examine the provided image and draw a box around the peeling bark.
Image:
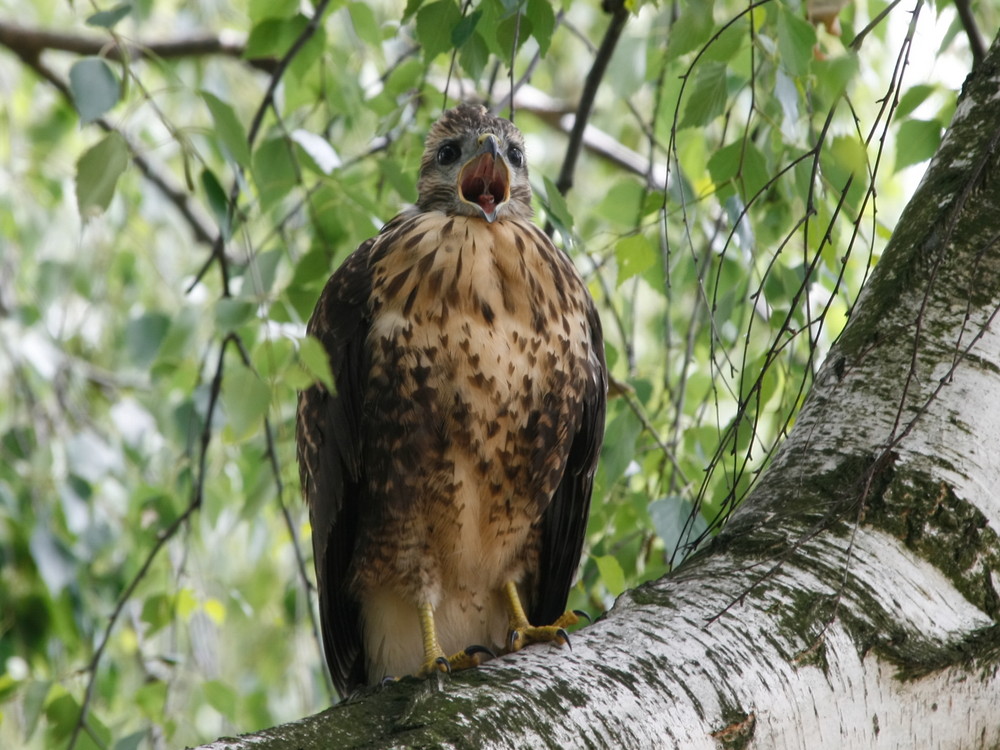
[195,36,1000,750]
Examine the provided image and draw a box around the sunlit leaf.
[348,2,382,46]
[615,234,657,286]
[895,84,937,120]
[594,554,627,596]
[895,119,942,170]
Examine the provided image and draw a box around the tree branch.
[0,19,276,71]
[6,48,218,248]
[554,0,630,197]
[952,0,986,67]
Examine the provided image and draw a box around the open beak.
[458,134,510,223]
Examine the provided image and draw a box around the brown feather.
[296,105,606,694]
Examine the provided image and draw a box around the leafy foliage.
[0,0,981,747]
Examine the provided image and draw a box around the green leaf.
[299,335,335,391]
[244,248,283,298]
[134,680,168,721]
[680,62,727,128]
[291,129,341,175]
[541,176,573,232]
[113,731,145,750]
[141,593,173,634]
[813,54,860,106]
[416,0,462,60]
[349,2,382,46]
[86,3,132,28]
[202,91,251,167]
[594,554,626,596]
[201,168,231,239]
[249,0,299,22]
[496,12,533,65]
[708,141,769,203]
[76,132,129,217]
[222,364,271,441]
[403,0,425,22]
[252,138,298,211]
[895,119,941,171]
[204,680,239,721]
[615,234,657,286]
[776,6,815,78]
[69,57,120,124]
[667,1,715,60]
[124,312,170,368]
[526,0,555,55]
[649,496,708,558]
[215,298,256,332]
[459,30,491,79]
[452,8,482,47]
[895,84,937,120]
[245,15,308,58]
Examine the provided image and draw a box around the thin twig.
[67,336,234,750]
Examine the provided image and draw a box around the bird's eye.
[437,143,461,165]
[507,145,524,168]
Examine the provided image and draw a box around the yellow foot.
[417,645,495,677]
[506,610,583,652]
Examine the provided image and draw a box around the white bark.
[197,37,1000,750]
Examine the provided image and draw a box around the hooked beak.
[458,134,510,223]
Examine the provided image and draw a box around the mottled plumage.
[297,104,606,695]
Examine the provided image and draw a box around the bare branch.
[952,0,986,67]
[554,0,630,198]
[0,19,276,71]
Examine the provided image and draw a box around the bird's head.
[416,103,533,223]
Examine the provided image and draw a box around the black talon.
[465,644,496,660]
[507,630,520,651]
[380,675,397,686]
[556,628,571,650]
[434,656,452,673]
[572,609,592,624]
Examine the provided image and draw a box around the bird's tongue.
[460,153,508,213]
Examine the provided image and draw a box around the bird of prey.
[296,103,607,695]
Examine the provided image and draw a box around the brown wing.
[296,240,373,697]
[531,299,607,627]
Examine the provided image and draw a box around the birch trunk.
[197,37,1000,750]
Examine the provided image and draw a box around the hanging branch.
[553,0,630,198]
